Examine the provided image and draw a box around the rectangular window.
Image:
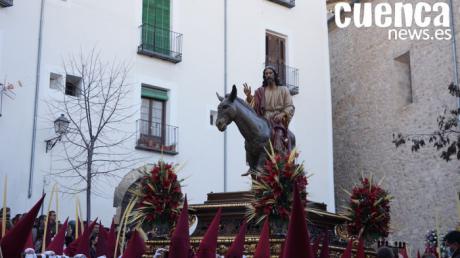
[394,51,413,106]
[49,73,63,90]
[141,97,165,138]
[210,110,217,126]
[0,0,13,7]
[65,74,81,97]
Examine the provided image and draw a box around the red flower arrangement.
[344,176,392,241]
[247,148,308,224]
[130,161,184,229]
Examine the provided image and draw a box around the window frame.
[141,96,166,141]
[140,85,168,147]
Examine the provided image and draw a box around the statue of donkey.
[216,85,295,175]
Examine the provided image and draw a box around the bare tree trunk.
[86,147,93,223]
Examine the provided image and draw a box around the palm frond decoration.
[247,148,308,224]
[128,160,184,232]
[343,175,393,242]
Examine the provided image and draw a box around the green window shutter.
[142,0,170,55]
[155,0,170,30]
[141,87,168,101]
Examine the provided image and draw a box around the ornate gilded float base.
[143,191,376,257]
[145,236,376,257]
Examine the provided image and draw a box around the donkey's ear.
[216,92,224,101]
[229,85,237,102]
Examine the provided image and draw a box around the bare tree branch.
[47,49,141,222]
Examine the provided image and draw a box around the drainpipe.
[223,0,228,192]
[448,0,459,92]
[28,0,45,198]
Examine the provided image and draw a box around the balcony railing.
[267,0,295,8]
[138,24,183,63]
[265,62,299,95]
[0,0,13,7]
[136,119,179,155]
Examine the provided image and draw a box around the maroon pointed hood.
[282,185,314,258]
[197,208,222,258]
[170,197,190,258]
[24,230,34,250]
[74,219,97,257]
[225,220,247,258]
[400,246,409,258]
[319,233,330,258]
[254,218,270,258]
[96,222,109,257]
[47,218,69,255]
[356,238,365,258]
[340,239,354,258]
[0,195,45,258]
[122,229,146,258]
[106,218,117,258]
[65,234,81,256]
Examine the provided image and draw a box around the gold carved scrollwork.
[335,223,350,241]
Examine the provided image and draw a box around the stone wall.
[329,0,460,252]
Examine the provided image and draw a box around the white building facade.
[0,0,334,224]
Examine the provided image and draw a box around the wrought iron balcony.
[136,119,179,155]
[0,0,13,7]
[138,24,183,63]
[267,0,295,8]
[265,62,299,95]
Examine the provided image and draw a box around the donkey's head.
[216,85,238,131]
